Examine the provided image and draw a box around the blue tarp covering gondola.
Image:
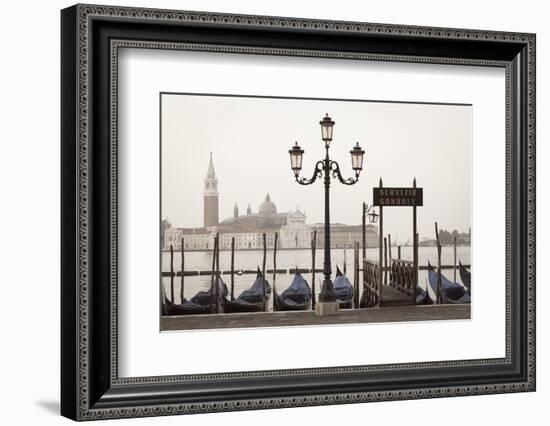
[274,269,312,311]
[427,261,468,304]
[459,261,471,290]
[224,269,270,313]
[333,266,354,309]
[189,275,228,306]
[238,268,271,303]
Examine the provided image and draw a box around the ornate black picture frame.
[61,4,536,421]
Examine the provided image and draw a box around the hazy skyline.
[161,94,472,242]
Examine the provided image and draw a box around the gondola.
[415,284,433,305]
[459,261,471,290]
[333,266,354,309]
[427,261,467,304]
[163,296,212,315]
[446,290,471,304]
[161,284,211,316]
[223,269,270,313]
[188,275,228,306]
[274,269,312,311]
[162,275,228,315]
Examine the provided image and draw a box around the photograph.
[160,93,472,331]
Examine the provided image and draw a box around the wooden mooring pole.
[273,232,278,309]
[355,241,363,308]
[453,235,457,284]
[352,241,358,307]
[384,237,388,285]
[388,234,392,286]
[273,236,279,312]
[413,178,418,289]
[170,244,174,303]
[378,178,384,302]
[343,244,347,275]
[230,237,235,301]
[215,233,223,314]
[262,233,267,310]
[362,202,367,301]
[435,223,442,304]
[180,238,185,303]
[311,230,317,310]
[416,233,419,287]
[362,203,367,257]
[210,234,217,313]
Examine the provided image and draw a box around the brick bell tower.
[203,153,219,228]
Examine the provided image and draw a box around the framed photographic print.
[61,4,536,421]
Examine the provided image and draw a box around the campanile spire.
[203,153,219,227]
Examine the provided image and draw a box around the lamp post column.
[319,146,336,302]
[362,203,367,260]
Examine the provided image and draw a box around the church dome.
[259,193,277,216]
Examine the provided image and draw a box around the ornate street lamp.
[363,203,378,224]
[350,142,365,171]
[361,202,378,262]
[320,113,335,144]
[289,142,304,175]
[289,114,365,313]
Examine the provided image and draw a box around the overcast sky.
[161,94,472,242]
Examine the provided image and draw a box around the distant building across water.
[313,223,378,249]
[163,154,378,250]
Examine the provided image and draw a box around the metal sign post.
[373,178,423,299]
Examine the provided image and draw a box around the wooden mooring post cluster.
[166,230,277,309]
[165,240,467,309]
[431,221,461,304]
